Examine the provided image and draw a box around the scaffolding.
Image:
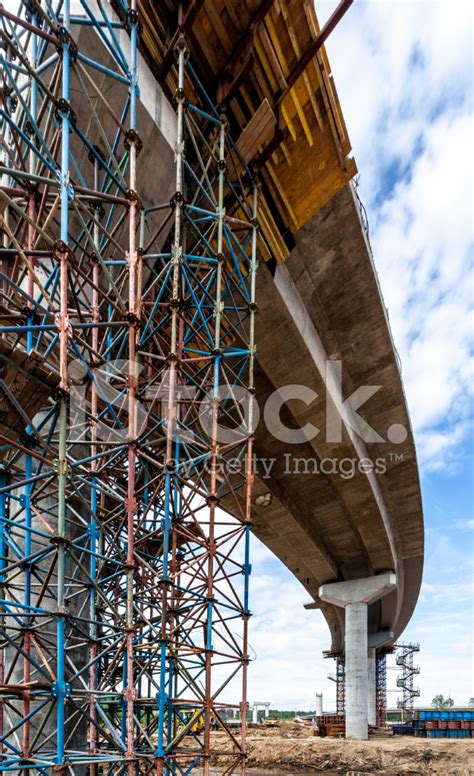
[0,1,257,773]
[336,656,345,716]
[375,652,387,727]
[396,643,420,721]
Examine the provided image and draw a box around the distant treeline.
[257,710,315,719]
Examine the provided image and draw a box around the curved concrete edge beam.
[393,554,423,640]
[272,261,398,570]
[319,572,397,608]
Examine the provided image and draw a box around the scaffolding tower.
[0,1,257,773]
[336,655,345,716]
[396,643,420,721]
[375,652,387,727]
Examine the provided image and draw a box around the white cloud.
[321,0,473,468]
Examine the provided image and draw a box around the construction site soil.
[210,725,474,775]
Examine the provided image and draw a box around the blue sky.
[242,0,473,710]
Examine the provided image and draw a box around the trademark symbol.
[389,452,404,463]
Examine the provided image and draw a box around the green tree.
[431,694,454,710]
[469,698,474,707]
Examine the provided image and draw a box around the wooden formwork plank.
[257,196,289,264]
[235,98,277,164]
[254,31,297,142]
[193,11,223,73]
[265,161,299,230]
[279,0,324,131]
[258,23,286,91]
[265,14,314,147]
[204,2,233,51]
[303,0,350,153]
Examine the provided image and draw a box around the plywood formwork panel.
[136,0,357,254]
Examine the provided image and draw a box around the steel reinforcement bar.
[0,1,257,773]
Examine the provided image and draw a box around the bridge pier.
[319,573,396,739]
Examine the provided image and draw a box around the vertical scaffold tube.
[125,2,139,771]
[89,154,100,775]
[202,116,226,775]
[22,16,37,754]
[240,182,258,773]
[56,0,71,767]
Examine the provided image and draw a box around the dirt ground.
[211,727,474,774]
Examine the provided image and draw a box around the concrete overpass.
[0,0,424,745]
[132,0,424,739]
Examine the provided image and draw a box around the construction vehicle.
[182,708,205,734]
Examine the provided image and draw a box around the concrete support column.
[315,693,323,717]
[367,647,377,726]
[319,573,396,740]
[345,602,368,738]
